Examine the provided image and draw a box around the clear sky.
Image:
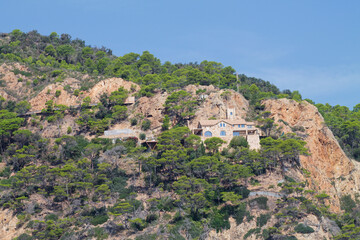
[1,0,359,108]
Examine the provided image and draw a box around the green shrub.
[64,84,71,92]
[129,218,147,231]
[250,178,260,186]
[141,119,151,130]
[244,228,261,239]
[18,77,23,82]
[139,133,146,140]
[67,127,72,134]
[74,89,80,96]
[285,175,296,182]
[250,196,268,210]
[45,213,58,221]
[291,126,305,132]
[135,234,157,240]
[51,69,63,77]
[262,228,270,239]
[12,69,32,77]
[152,197,175,212]
[340,195,356,213]
[284,237,298,240]
[55,75,64,83]
[256,213,271,227]
[0,167,10,177]
[145,213,158,224]
[47,115,56,122]
[161,115,170,130]
[279,119,289,126]
[130,118,138,126]
[221,203,247,225]
[15,233,32,240]
[185,220,203,239]
[229,136,249,148]
[90,215,109,226]
[170,211,183,224]
[163,213,171,220]
[233,203,247,224]
[210,210,230,233]
[89,227,108,240]
[294,223,314,234]
[55,90,61,97]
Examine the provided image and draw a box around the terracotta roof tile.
[198,119,255,126]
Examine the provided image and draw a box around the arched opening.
[204,131,212,137]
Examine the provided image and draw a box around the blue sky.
[1,0,359,108]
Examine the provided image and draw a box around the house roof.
[198,119,255,126]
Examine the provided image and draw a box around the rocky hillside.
[0,67,357,239]
[2,30,360,240]
[263,99,360,212]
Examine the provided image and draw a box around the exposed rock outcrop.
[87,78,139,102]
[29,78,81,110]
[29,77,140,111]
[130,91,168,132]
[188,87,249,127]
[263,98,360,212]
[0,208,25,240]
[0,63,31,101]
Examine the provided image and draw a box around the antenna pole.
[236,72,239,92]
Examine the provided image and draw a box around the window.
[248,125,252,129]
[230,112,233,115]
[224,123,226,127]
[219,123,222,127]
[238,124,240,128]
[241,124,245,128]
[219,123,226,127]
[233,131,240,136]
[220,131,226,136]
[204,131,212,137]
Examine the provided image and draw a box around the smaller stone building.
[99,129,136,143]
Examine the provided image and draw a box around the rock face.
[188,86,249,127]
[0,208,24,240]
[87,77,139,102]
[29,77,140,111]
[131,91,169,133]
[263,98,360,211]
[29,78,82,110]
[0,63,32,101]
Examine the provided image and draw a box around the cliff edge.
[263,98,360,212]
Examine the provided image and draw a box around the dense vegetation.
[316,103,360,160]
[0,30,359,239]
[0,29,298,100]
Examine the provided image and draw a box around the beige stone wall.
[247,135,261,150]
[201,122,233,142]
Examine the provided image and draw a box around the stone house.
[192,108,261,150]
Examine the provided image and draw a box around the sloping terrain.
[263,99,359,212]
[1,30,360,240]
